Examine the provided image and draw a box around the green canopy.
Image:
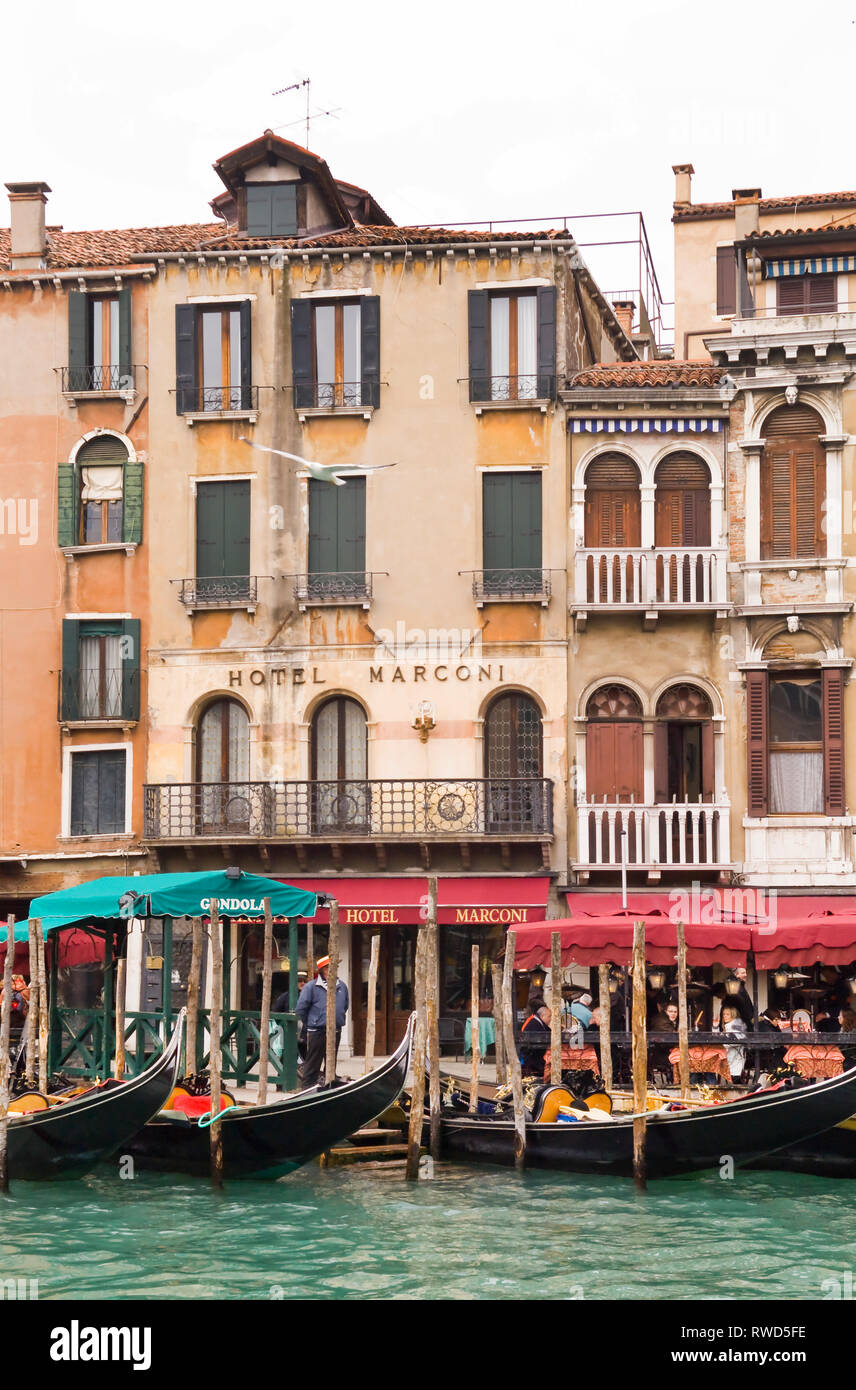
[12,870,319,942]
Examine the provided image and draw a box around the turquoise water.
[1,1163,853,1300]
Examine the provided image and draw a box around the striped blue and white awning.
[763,255,856,278]
[568,417,723,434]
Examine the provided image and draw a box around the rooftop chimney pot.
[672,163,694,207]
[5,181,51,269]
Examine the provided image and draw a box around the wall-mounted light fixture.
[411,700,436,742]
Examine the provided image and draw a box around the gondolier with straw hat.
[296,956,349,1090]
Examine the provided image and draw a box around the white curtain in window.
[81,466,124,501]
[769,751,823,813]
[78,634,122,717]
[517,294,537,397]
[344,699,367,779]
[490,296,510,392]
[343,303,361,405]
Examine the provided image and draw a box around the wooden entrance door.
[351,925,417,1054]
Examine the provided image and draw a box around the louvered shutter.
[61,618,80,720]
[68,290,88,391]
[761,405,825,559]
[584,456,641,547]
[290,299,313,409]
[746,670,769,817]
[175,304,197,413]
[716,246,736,316]
[809,274,837,311]
[117,286,132,383]
[360,296,381,408]
[120,618,141,721]
[57,463,79,547]
[536,286,557,397]
[823,667,845,816]
[777,277,805,314]
[654,453,711,546]
[239,300,252,408]
[122,462,143,544]
[468,290,490,402]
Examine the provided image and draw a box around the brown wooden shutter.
[584,455,641,547]
[823,667,845,816]
[653,722,669,803]
[776,277,806,314]
[746,670,769,817]
[701,721,715,802]
[761,405,826,560]
[654,453,711,547]
[809,274,837,311]
[716,246,736,316]
[586,722,643,802]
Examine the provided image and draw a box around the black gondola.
[747,1115,856,1177]
[439,1064,856,1178]
[5,1012,185,1182]
[125,1014,414,1179]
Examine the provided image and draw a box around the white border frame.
[62,741,133,838]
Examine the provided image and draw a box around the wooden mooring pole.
[426,877,441,1161]
[364,934,380,1075]
[469,944,480,1112]
[491,963,506,1085]
[550,932,562,1085]
[598,963,613,1094]
[325,900,340,1087]
[405,918,428,1182]
[502,932,526,1172]
[676,919,691,1101]
[115,953,126,1082]
[0,916,15,1193]
[186,917,203,1076]
[35,920,48,1094]
[25,918,38,1087]
[631,920,647,1191]
[257,898,274,1105]
[209,902,224,1189]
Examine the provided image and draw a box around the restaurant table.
[464,1017,496,1056]
[543,1044,601,1079]
[668,1045,731,1085]
[784,1044,845,1079]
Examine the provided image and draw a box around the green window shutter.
[224,480,251,578]
[117,286,132,383]
[337,478,366,575]
[483,473,542,587]
[308,479,339,574]
[57,463,79,547]
[512,472,542,575]
[468,290,490,402]
[196,480,250,580]
[483,473,514,573]
[120,618,141,721]
[239,299,252,408]
[71,750,126,835]
[271,184,298,236]
[61,618,80,720]
[246,186,273,236]
[68,290,88,390]
[360,297,381,408]
[291,299,314,408]
[536,286,557,398]
[122,461,144,544]
[175,304,197,413]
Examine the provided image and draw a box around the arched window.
[76,434,131,546]
[654,452,711,547]
[584,685,643,803]
[654,684,714,803]
[484,692,544,831]
[311,696,368,830]
[583,454,641,548]
[195,697,251,832]
[760,404,826,559]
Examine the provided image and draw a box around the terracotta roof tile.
[674,190,856,222]
[570,360,724,389]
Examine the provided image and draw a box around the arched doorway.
[760,404,826,559]
[484,691,544,830]
[654,683,717,865]
[311,695,368,831]
[195,697,251,833]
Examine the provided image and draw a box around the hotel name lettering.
[343,907,530,925]
[228,664,506,687]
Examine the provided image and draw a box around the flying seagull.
[240,438,398,487]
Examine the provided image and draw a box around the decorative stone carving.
[655,683,713,720]
[586,684,642,720]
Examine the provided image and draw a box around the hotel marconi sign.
[226,663,508,687]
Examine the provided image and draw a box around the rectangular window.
[313,301,364,406]
[68,288,131,391]
[200,307,243,411]
[70,749,127,836]
[468,287,556,403]
[716,246,737,316]
[307,477,366,599]
[81,467,124,544]
[482,472,542,594]
[195,480,251,600]
[79,625,123,719]
[291,297,381,410]
[61,618,140,722]
[769,673,824,813]
[245,183,298,237]
[776,274,837,315]
[175,302,252,413]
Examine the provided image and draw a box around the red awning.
[752,908,856,969]
[515,904,751,970]
[283,876,551,927]
[0,926,105,968]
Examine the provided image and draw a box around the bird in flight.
[240,438,398,487]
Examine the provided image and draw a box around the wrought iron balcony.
[60,365,141,394]
[176,384,259,414]
[465,568,551,604]
[573,547,729,618]
[293,380,381,410]
[469,373,556,403]
[174,576,260,611]
[294,572,373,606]
[575,800,732,874]
[59,667,139,723]
[144,778,554,841]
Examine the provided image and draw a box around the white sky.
[3,0,855,338]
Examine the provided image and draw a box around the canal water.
[2,1162,854,1300]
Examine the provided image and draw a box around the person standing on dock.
[296,956,349,1090]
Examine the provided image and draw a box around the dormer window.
[244,182,298,237]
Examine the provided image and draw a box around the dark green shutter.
[175,304,197,413]
[483,473,514,574]
[536,286,557,398]
[309,478,365,577]
[271,185,298,236]
[117,286,132,383]
[291,299,314,408]
[246,186,270,236]
[71,750,125,835]
[61,618,80,720]
[196,480,250,580]
[123,462,144,544]
[68,291,88,391]
[57,463,79,547]
[361,297,381,408]
[468,290,490,401]
[514,472,542,582]
[120,618,141,721]
[483,472,542,588]
[239,299,252,408]
[224,480,251,578]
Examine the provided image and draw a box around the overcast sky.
[3,0,855,340]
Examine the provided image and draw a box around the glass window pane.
[104,635,122,717]
[770,677,822,744]
[343,303,361,405]
[490,296,510,397]
[770,751,823,813]
[517,294,537,396]
[314,700,339,780]
[229,309,242,407]
[227,700,250,781]
[202,313,222,390]
[198,703,224,782]
[315,305,336,404]
[83,501,102,544]
[106,499,122,543]
[79,636,100,717]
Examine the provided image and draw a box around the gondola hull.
[125,1016,414,1179]
[6,1014,184,1182]
[746,1115,856,1178]
[440,1065,856,1178]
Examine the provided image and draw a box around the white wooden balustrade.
[573,547,729,608]
[576,800,731,869]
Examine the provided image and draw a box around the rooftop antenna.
[272,78,341,148]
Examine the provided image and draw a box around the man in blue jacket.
[296,956,349,1089]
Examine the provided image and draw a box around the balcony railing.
[61,365,140,393]
[294,572,373,605]
[144,778,554,841]
[59,667,139,722]
[466,568,551,603]
[174,576,259,609]
[469,373,556,403]
[576,801,731,870]
[574,547,729,609]
[176,385,259,413]
[294,379,380,410]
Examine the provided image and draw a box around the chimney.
[612,300,635,337]
[732,187,761,240]
[672,163,694,208]
[5,181,51,269]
